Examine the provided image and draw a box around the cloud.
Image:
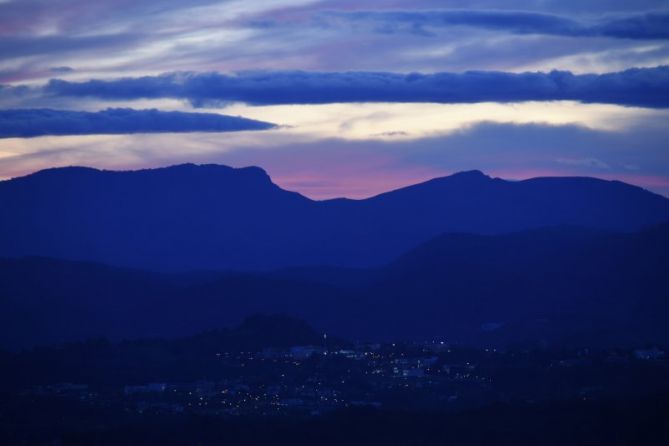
[0,84,32,100]
[36,66,669,108]
[0,0,224,36]
[324,10,669,40]
[49,66,75,74]
[556,157,611,169]
[0,108,275,138]
[0,33,147,59]
[2,118,668,199]
[216,101,667,141]
[2,2,667,83]
[598,11,669,39]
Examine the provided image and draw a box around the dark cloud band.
[0,108,275,138]
[327,10,669,40]
[38,66,669,108]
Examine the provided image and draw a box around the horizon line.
[3,162,667,201]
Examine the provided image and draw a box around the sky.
[0,0,668,198]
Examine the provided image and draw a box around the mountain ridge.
[6,163,666,202]
[1,223,668,349]
[1,163,668,271]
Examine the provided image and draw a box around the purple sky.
[0,0,668,197]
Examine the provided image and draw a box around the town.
[11,337,668,419]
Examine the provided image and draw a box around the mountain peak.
[450,169,488,178]
[155,163,272,182]
[11,163,273,186]
[419,169,491,187]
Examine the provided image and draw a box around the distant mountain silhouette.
[349,223,669,345]
[0,256,342,349]
[1,164,668,271]
[1,224,668,349]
